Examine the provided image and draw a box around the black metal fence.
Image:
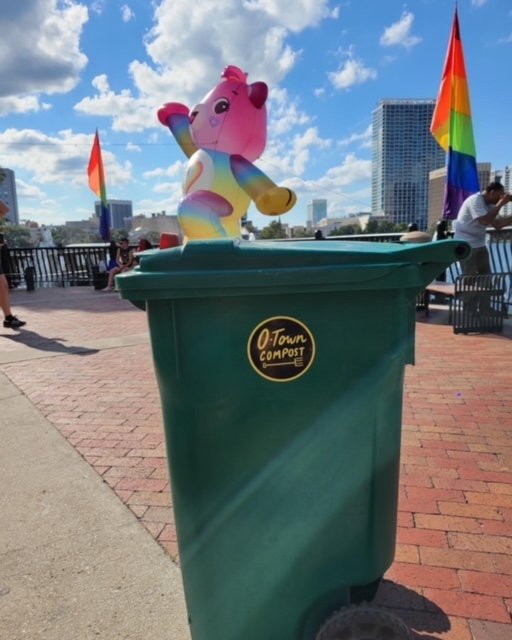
[2,245,111,289]
[321,229,512,308]
[3,230,511,296]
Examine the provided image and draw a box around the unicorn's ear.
[248,82,268,109]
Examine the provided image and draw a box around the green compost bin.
[116,238,469,640]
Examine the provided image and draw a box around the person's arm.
[478,193,512,226]
[490,193,512,229]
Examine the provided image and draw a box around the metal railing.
[1,245,111,288]
[2,230,511,297]
[326,229,512,309]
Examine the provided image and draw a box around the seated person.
[103,238,135,291]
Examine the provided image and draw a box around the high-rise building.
[372,99,445,230]
[428,162,491,230]
[502,167,512,217]
[493,166,512,217]
[307,199,327,227]
[0,167,20,225]
[95,199,133,231]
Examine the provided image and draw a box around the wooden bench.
[424,281,455,321]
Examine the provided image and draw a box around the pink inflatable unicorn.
[158,65,296,240]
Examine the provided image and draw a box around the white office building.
[499,166,511,216]
[307,199,328,227]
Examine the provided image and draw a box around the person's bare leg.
[106,267,120,289]
[1,274,25,327]
[0,273,12,317]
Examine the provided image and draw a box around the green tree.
[376,220,398,233]
[364,218,380,234]
[328,224,361,236]
[261,220,287,239]
[291,227,314,238]
[0,223,32,247]
[51,226,100,247]
[362,219,407,234]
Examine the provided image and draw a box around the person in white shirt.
[454,182,512,275]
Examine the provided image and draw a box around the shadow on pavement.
[10,287,144,314]
[374,580,451,639]
[1,328,99,356]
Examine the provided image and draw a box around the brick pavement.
[1,287,511,639]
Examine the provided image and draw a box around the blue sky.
[0,0,511,229]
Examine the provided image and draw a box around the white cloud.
[0,0,334,127]
[293,127,331,153]
[257,123,331,185]
[288,127,331,174]
[121,5,135,23]
[133,191,183,217]
[328,57,377,90]
[0,96,51,117]
[281,153,372,219]
[0,1,88,111]
[90,0,106,15]
[287,154,371,192]
[153,181,178,194]
[323,154,372,186]
[339,125,372,149]
[68,0,336,132]
[380,11,422,49]
[140,0,306,96]
[0,128,132,189]
[144,161,186,180]
[471,0,488,7]
[242,0,334,32]
[74,75,157,132]
[15,179,47,201]
[268,87,311,136]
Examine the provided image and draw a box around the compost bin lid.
[116,238,470,301]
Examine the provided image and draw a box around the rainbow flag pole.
[430,5,479,220]
[88,130,111,241]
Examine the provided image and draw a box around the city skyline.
[0,1,511,230]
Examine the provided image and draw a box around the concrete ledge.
[0,372,190,640]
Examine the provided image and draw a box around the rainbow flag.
[430,7,479,220]
[88,130,111,241]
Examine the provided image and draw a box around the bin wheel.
[350,577,382,604]
[315,604,411,640]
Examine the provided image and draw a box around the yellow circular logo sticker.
[247,316,316,382]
